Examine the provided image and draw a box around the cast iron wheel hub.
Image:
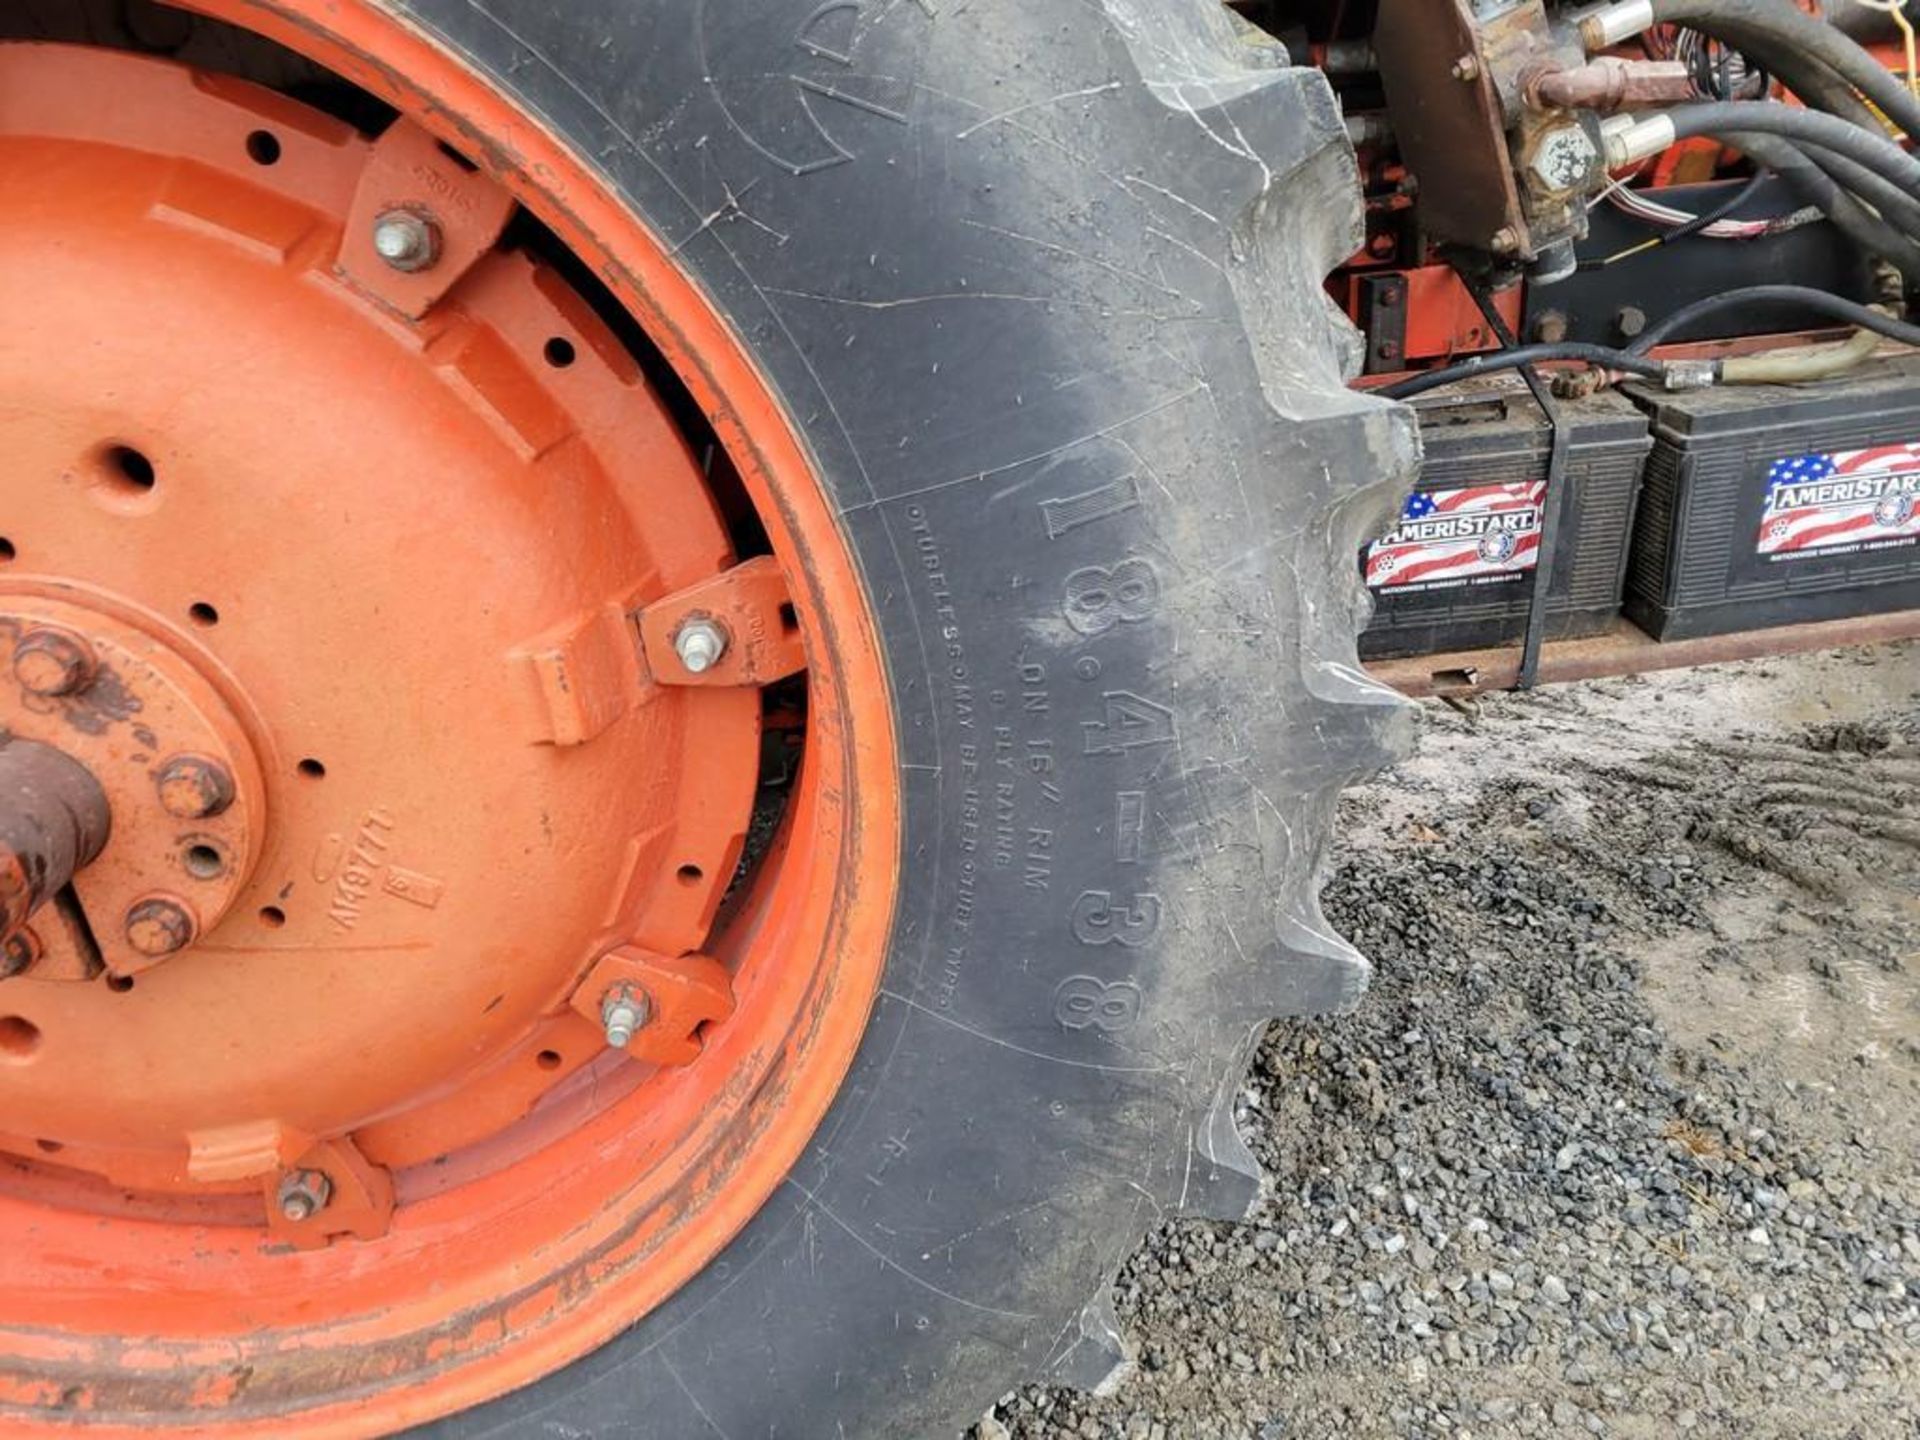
[0,41,764,1232]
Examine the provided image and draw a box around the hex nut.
[371,209,441,273]
[277,1168,333,1223]
[601,984,651,1049]
[672,618,729,676]
[1528,125,1601,195]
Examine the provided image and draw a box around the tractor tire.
[407,3,1416,1434]
[0,2,1418,1436]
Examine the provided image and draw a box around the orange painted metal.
[261,1136,395,1250]
[1400,264,1520,360]
[0,41,760,1194]
[638,554,809,687]
[1,596,266,983]
[569,946,737,1067]
[333,117,515,318]
[0,12,901,1438]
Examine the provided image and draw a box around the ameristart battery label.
[1759,446,1920,561]
[1365,481,1545,592]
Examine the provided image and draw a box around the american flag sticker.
[1365,481,1546,592]
[1759,445,1920,560]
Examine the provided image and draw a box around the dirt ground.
[989,640,1920,1439]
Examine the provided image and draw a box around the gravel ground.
[984,641,1920,1440]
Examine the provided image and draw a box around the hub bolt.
[276,1168,333,1223]
[124,896,197,957]
[371,209,441,273]
[600,984,651,1049]
[13,628,95,698]
[155,755,235,820]
[1,928,39,979]
[672,618,729,676]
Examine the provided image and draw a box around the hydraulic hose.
[1385,288,1920,402]
[1648,0,1920,142]
[1376,345,1671,401]
[1701,18,1887,132]
[1725,131,1920,279]
[1801,141,1920,240]
[1625,284,1920,352]
[1631,102,1920,197]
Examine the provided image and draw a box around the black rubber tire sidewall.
[393,3,1421,1435]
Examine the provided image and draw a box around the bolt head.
[1615,305,1649,340]
[1451,54,1482,82]
[156,755,235,820]
[125,896,196,958]
[13,629,95,698]
[672,619,729,676]
[1,928,40,979]
[1533,310,1571,345]
[276,1168,332,1223]
[371,210,440,273]
[1528,125,1601,194]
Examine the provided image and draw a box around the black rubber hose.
[1800,142,1920,239]
[1727,131,1920,279]
[1377,346,1672,401]
[1625,284,1920,353]
[1662,102,1920,197]
[1651,0,1920,143]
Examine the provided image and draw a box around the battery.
[1626,357,1920,641]
[1359,387,1652,661]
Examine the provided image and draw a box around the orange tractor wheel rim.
[0,10,899,1436]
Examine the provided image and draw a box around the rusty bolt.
[1,929,39,980]
[1451,54,1482,83]
[600,984,650,1049]
[155,755,235,821]
[1533,310,1571,345]
[672,618,729,676]
[125,896,197,958]
[1615,305,1649,340]
[13,628,95,698]
[276,1169,333,1223]
[371,209,441,273]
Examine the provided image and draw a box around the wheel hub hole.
[102,444,156,494]
[188,602,220,628]
[0,1017,43,1061]
[245,129,281,165]
[183,842,227,879]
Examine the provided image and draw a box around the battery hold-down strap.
[1467,276,1573,691]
